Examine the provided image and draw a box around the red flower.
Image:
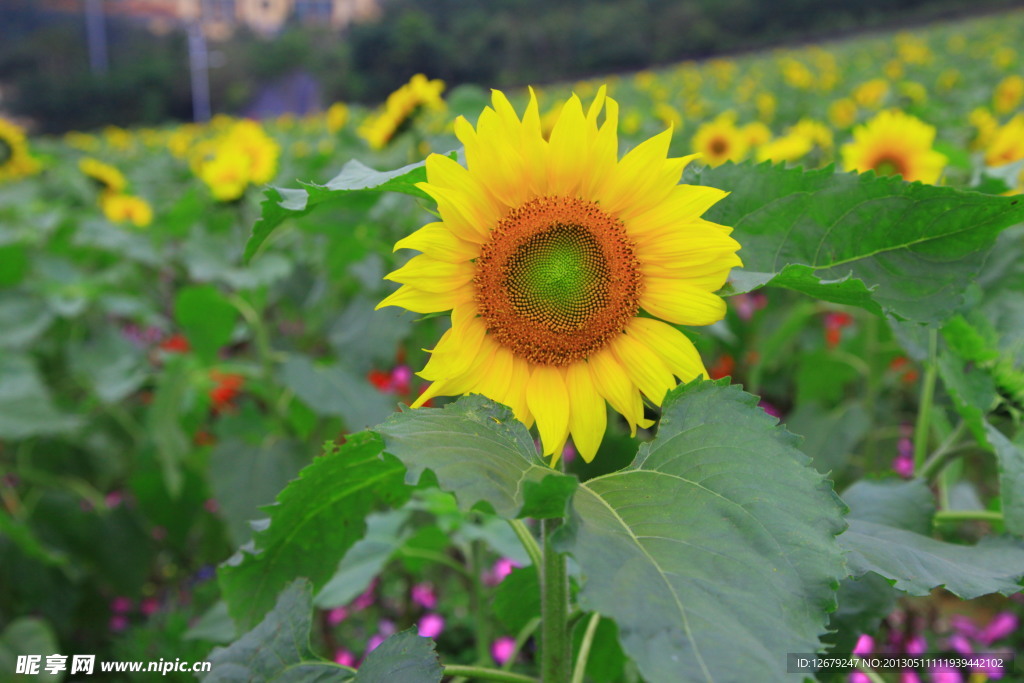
[824,312,854,349]
[708,353,735,380]
[209,370,244,409]
[160,334,191,354]
[889,356,919,384]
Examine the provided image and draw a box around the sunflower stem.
[541,518,571,683]
[912,329,939,473]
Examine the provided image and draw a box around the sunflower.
[0,118,41,183]
[79,157,127,194]
[377,88,741,464]
[359,74,445,150]
[100,193,153,228]
[691,114,748,167]
[840,110,947,184]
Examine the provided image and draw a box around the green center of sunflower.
[504,225,610,332]
[475,196,642,366]
[872,155,907,177]
[0,138,12,166]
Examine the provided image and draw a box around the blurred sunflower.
[985,114,1024,166]
[993,75,1024,115]
[193,119,280,201]
[79,157,127,194]
[841,110,947,183]
[0,118,40,183]
[692,114,748,167]
[359,74,445,150]
[378,88,741,464]
[100,193,153,228]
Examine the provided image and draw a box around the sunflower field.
[2,8,1024,683]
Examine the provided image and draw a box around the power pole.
[188,21,212,122]
[84,0,109,75]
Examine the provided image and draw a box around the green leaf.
[219,433,409,630]
[209,437,308,547]
[937,350,997,441]
[146,356,193,497]
[493,565,540,634]
[823,573,899,657]
[0,355,80,439]
[0,243,28,287]
[0,291,54,349]
[556,379,846,683]
[375,395,578,518]
[69,328,148,404]
[245,158,433,263]
[695,162,1024,323]
[841,478,935,535]
[982,424,1024,536]
[278,356,394,432]
[839,479,1024,598]
[0,618,63,683]
[203,580,353,683]
[784,401,870,476]
[174,284,238,363]
[352,629,443,683]
[315,509,411,609]
[571,615,627,683]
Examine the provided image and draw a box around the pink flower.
[949,615,979,639]
[105,491,124,508]
[758,400,782,419]
[417,613,445,639]
[929,667,963,683]
[906,635,927,655]
[491,637,517,666]
[732,292,767,321]
[334,649,356,667]
[978,612,1018,645]
[366,634,386,654]
[561,442,577,464]
[352,580,377,610]
[111,597,132,614]
[893,454,914,479]
[139,597,159,617]
[849,673,872,683]
[204,499,220,513]
[853,634,874,656]
[326,606,348,626]
[485,558,519,586]
[391,365,413,394]
[411,583,437,610]
[947,633,973,656]
[900,670,922,683]
[109,615,129,632]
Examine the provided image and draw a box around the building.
[38,0,382,39]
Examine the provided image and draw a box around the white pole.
[187,21,212,122]
[84,0,109,75]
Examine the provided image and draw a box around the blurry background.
[0,0,1018,133]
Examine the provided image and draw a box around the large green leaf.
[556,380,846,683]
[839,479,1024,598]
[245,158,433,263]
[174,285,239,363]
[219,433,409,630]
[353,629,443,683]
[694,162,1024,323]
[983,424,1024,536]
[375,395,578,519]
[203,580,353,683]
[0,618,63,683]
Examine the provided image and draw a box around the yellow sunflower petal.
[566,362,607,463]
[376,284,470,313]
[610,333,676,406]
[384,255,475,292]
[588,347,648,435]
[526,365,570,458]
[627,318,708,382]
[641,278,728,325]
[393,222,480,262]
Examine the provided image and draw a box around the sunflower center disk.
[872,155,908,177]
[475,196,642,366]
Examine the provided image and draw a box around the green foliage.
[696,162,1024,323]
[555,379,847,683]
[352,629,443,683]
[376,396,578,519]
[218,433,409,630]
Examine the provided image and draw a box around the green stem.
[502,617,541,672]
[442,665,538,683]
[912,329,939,472]
[934,510,1003,524]
[918,421,969,481]
[570,612,601,683]
[508,518,543,569]
[541,518,570,683]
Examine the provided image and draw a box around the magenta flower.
[485,558,520,586]
[853,634,874,656]
[978,612,1018,645]
[109,615,129,632]
[900,670,922,683]
[334,649,356,667]
[326,606,348,626]
[417,613,445,639]
[411,583,437,610]
[110,597,132,614]
[352,580,378,610]
[139,597,159,617]
[366,634,386,654]
[491,637,517,666]
[928,667,963,683]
